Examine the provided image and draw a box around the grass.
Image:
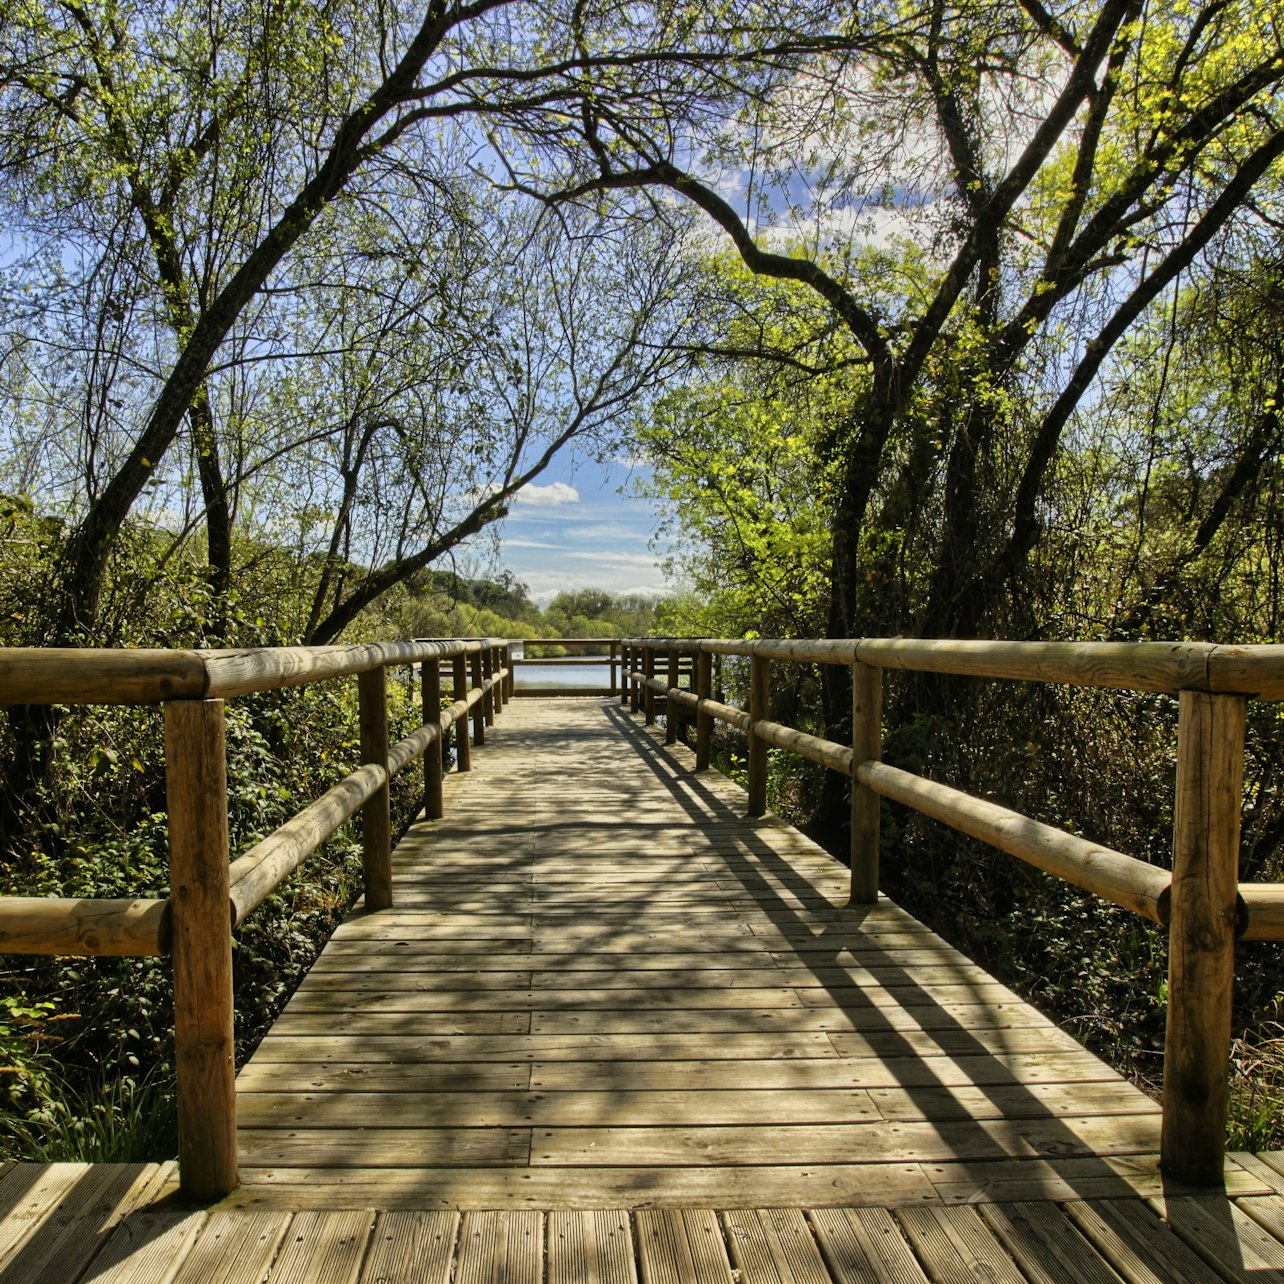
[0,1064,176,1164]
[1228,1025,1284,1152]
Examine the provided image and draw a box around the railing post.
[1161,690,1246,1186]
[165,697,238,1200]
[358,666,393,911]
[850,661,882,906]
[620,643,630,707]
[482,648,496,727]
[696,647,712,771]
[643,646,656,725]
[489,646,502,716]
[505,644,514,701]
[470,648,486,746]
[452,652,471,772]
[747,652,769,817]
[423,657,444,821]
[666,646,679,745]
[630,644,641,714]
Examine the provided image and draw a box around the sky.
[466,454,677,606]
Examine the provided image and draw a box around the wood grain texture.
[0,895,169,956]
[166,698,238,1200]
[4,1159,1284,1282]
[1162,692,1246,1185]
[358,667,393,912]
[228,764,385,926]
[0,647,206,705]
[748,654,770,816]
[858,762,1170,923]
[850,662,882,906]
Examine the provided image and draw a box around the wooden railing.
[0,638,513,1200]
[621,635,1284,1187]
[509,637,620,696]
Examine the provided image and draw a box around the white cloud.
[516,481,580,507]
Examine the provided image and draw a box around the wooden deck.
[8,695,1284,1281]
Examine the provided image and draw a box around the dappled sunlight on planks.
[228,697,1236,1215]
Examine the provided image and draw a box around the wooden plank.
[977,1202,1124,1283]
[530,1115,1161,1167]
[238,1127,530,1169]
[231,1163,937,1209]
[548,1211,637,1284]
[360,1211,459,1284]
[281,986,807,1013]
[528,1052,1126,1092]
[236,1062,531,1094]
[1235,1194,1284,1245]
[264,1010,531,1035]
[869,1083,1158,1123]
[1063,1198,1217,1284]
[808,1207,930,1284]
[930,1154,1267,1205]
[722,1208,832,1284]
[245,1032,841,1063]
[894,1206,1025,1284]
[0,1164,154,1284]
[1151,1194,1284,1280]
[267,1210,376,1284]
[77,1205,208,1284]
[1228,1152,1284,1195]
[237,1087,881,1129]
[635,1209,733,1284]
[523,1004,1052,1036]
[456,1211,542,1284]
[170,1211,292,1284]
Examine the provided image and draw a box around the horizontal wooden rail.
[756,719,852,776]
[1237,885,1284,940]
[858,762,1172,925]
[518,656,614,667]
[0,638,508,706]
[0,648,208,705]
[632,637,1284,697]
[0,896,170,956]
[387,722,442,781]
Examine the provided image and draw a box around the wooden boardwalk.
[7,695,1284,1281]
[237,696,1180,1210]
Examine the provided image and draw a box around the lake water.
[513,662,613,691]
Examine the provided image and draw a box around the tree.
[636,254,853,639]
[0,0,850,645]
[518,0,1284,647]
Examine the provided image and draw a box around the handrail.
[0,636,511,1200]
[0,638,501,705]
[509,637,621,696]
[621,634,1284,1189]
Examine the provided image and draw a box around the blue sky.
[473,454,675,605]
